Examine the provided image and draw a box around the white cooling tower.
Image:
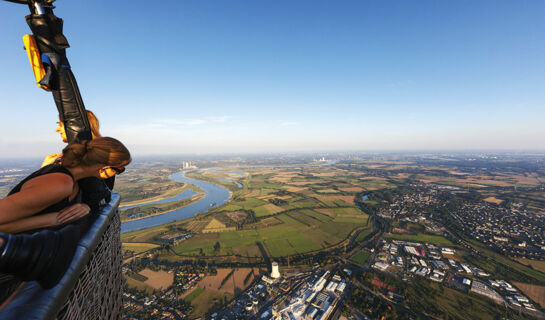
[271,262,280,279]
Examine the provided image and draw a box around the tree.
[214,241,221,252]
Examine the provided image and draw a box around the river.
[120,171,232,233]
[120,162,335,233]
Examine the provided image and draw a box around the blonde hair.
[62,137,131,168]
[86,110,102,139]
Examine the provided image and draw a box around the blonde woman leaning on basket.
[0,137,131,234]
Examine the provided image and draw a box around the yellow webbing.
[23,34,50,91]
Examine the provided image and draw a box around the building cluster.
[122,262,213,319]
[182,161,197,169]
[214,266,347,320]
[371,239,542,317]
[271,270,345,320]
[173,270,205,292]
[451,202,545,259]
[374,184,545,261]
[122,290,186,320]
[214,279,269,319]
[376,188,441,220]
[156,232,192,245]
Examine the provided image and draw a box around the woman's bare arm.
[0,212,59,233]
[0,173,73,224]
[0,202,90,233]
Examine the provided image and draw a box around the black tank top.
[8,164,79,216]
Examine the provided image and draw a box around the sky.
[0,0,544,157]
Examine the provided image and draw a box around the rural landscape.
[0,1,543,319]
[108,153,545,319]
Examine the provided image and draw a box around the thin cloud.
[153,119,206,127]
[280,121,298,126]
[207,116,233,123]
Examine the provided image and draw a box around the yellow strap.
[23,34,50,91]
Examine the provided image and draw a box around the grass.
[516,258,545,274]
[252,206,269,217]
[466,239,545,284]
[173,218,325,257]
[319,221,361,240]
[333,216,368,223]
[170,206,368,257]
[276,214,301,226]
[300,209,333,222]
[122,242,160,254]
[184,287,204,302]
[188,289,233,318]
[350,251,371,265]
[405,277,527,320]
[124,275,154,294]
[121,224,170,242]
[120,184,194,207]
[384,233,453,245]
[354,226,375,243]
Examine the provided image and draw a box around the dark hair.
[62,137,131,168]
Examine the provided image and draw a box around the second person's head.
[56,110,102,143]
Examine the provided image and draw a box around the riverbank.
[120,194,205,223]
[121,171,232,233]
[120,184,199,208]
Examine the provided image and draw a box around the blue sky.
[0,0,544,157]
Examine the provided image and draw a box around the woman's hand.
[57,203,91,224]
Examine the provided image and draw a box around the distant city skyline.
[0,0,544,158]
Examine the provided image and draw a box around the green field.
[123,166,376,259]
[171,208,369,257]
[184,287,204,302]
[354,226,376,243]
[122,242,160,254]
[406,278,529,320]
[187,288,233,318]
[350,251,371,265]
[121,224,171,243]
[173,218,325,257]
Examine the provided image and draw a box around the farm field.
[138,269,174,290]
[121,165,374,260]
[122,242,160,255]
[197,268,259,295]
[124,274,154,294]
[516,258,545,274]
[513,282,545,309]
[184,288,233,318]
[406,279,525,320]
[171,208,367,257]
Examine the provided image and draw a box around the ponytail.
[62,137,131,168]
